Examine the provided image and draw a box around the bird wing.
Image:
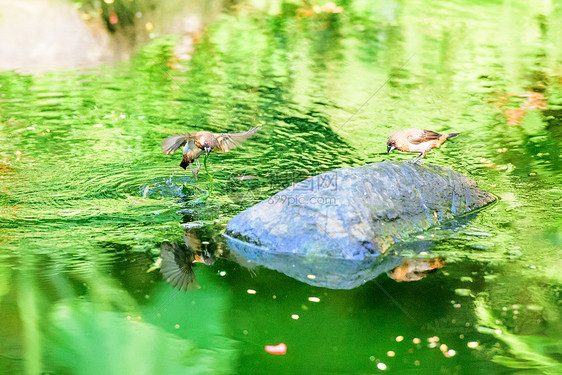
[161,134,194,154]
[160,241,197,292]
[213,127,260,152]
[183,141,203,163]
[407,129,442,144]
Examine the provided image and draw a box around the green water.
[1,0,561,374]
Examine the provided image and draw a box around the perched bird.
[162,127,260,178]
[386,128,459,163]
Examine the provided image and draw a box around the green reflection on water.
[1,0,561,373]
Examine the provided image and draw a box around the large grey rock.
[225,161,495,266]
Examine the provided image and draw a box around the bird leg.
[411,153,424,164]
[196,159,201,176]
[189,162,198,180]
[203,153,214,195]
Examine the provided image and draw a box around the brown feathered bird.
[162,127,260,178]
[386,128,459,163]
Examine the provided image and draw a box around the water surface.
[1,0,561,374]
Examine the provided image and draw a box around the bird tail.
[179,160,188,170]
[446,133,460,139]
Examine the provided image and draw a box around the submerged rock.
[224,161,495,262]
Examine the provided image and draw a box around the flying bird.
[162,127,260,178]
[386,128,459,164]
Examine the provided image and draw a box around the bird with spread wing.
[162,127,260,179]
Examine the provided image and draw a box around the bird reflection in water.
[160,240,199,291]
[159,224,224,291]
[387,257,445,282]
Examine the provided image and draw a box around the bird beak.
[387,145,395,153]
[204,147,211,156]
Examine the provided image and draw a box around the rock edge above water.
[225,161,495,261]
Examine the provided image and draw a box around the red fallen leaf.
[265,343,287,355]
